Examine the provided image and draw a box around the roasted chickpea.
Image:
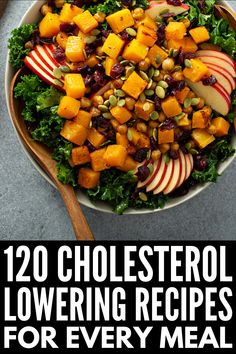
[137,122,147,133]
[55,0,64,8]
[196,97,205,109]
[183,106,193,114]
[90,107,101,117]
[171,142,179,151]
[132,7,145,20]
[92,95,104,107]
[187,91,196,99]
[149,120,159,128]
[151,149,161,161]
[104,89,114,99]
[40,4,52,16]
[167,17,174,23]
[162,58,175,72]
[159,143,170,154]
[113,79,123,89]
[158,111,166,123]
[125,97,136,111]
[24,41,34,50]
[207,124,217,135]
[96,46,103,56]
[117,124,128,134]
[127,145,136,155]
[172,71,184,81]
[80,97,92,109]
[181,18,191,28]
[138,59,150,71]
[94,12,106,23]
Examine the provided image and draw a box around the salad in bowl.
[7,0,236,214]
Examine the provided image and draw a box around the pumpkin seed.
[155,54,161,65]
[144,89,154,96]
[115,89,125,97]
[150,111,159,120]
[191,97,200,106]
[126,66,135,77]
[85,35,96,44]
[146,99,155,103]
[140,93,146,103]
[104,99,110,107]
[146,150,151,160]
[172,49,179,58]
[147,79,153,89]
[172,65,182,73]
[103,112,113,119]
[127,128,133,141]
[153,69,160,78]
[147,163,154,174]
[185,142,192,151]
[118,56,123,62]
[184,59,192,68]
[54,79,63,87]
[83,49,88,59]
[126,27,137,36]
[155,16,163,24]
[184,97,192,108]
[174,112,185,122]
[139,192,148,202]
[132,0,136,6]
[148,67,155,78]
[109,95,117,106]
[139,71,149,82]
[120,76,126,81]
[155,86,165,99]
[153,128,158,140]
[189,148,198,155]
[91,29,100,36]
[120,59,129,65]
[89,121,93,128]
[53,67,62,79]
[157,80,168,89]
[143,102,151,111]
[160,8,169,15]
[117,99,126,107]
[163,153,170,163]
[59,65,70,73]
[98,104,109,112]
[163,40,168,48]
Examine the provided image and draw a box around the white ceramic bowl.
[5,0,236,214]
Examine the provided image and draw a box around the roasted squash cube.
[58,96,80,119]
[105,57,117,76]
[60,3,83,23]
[116,132,129,148]
[189,26,210,44]
[175,87,190,104]
[192,108,211,129]
[158,129,174,144]
[110,106,132,124]
[136,25,157,47]
[87,127,106,148]
[192,129,215,149]
[39,13,61,38]
[122,71,147,99]
[135,100,155,120]
[106,9,134,34]
[161,97,182,118]
[78,168,100,189]
[60,121,87,145]
[128,127,142,145]
[147,45,168,68]
[102,33,125,59]
[71,146,90,166]
[85,54,99,68]
[123,39,148,63]
[167,37,198,53]
[73,10,98,33]
[74,110,91,128]
[138,15,157,31]
[212,117,230,137]
[177,114,191,127]
[103,144,127,167]
[56,32,68,50]
[64,74,86,99]
[65,36,85,62]
[165,21,186,40]
[90,148,108,171]
[183,59,209,83]
[118,156,138,172]
[138,134,150,148]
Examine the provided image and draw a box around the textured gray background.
[0,0,236,240]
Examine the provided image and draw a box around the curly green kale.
[8,24,37,69]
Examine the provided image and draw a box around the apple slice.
[163,153,181,194]
[29,50,56,79]
[199,62,236,90]
[153,158,174,194]
[185,153,193,181]
[197,55,236,78]
[35,45,60,71]
[137,158,162,189]
[196,50,236,75]
[146,156,167,192]
[175,149,187,189]
[206,64,235,93]
[186,79,231,116]
[145,1,189,19]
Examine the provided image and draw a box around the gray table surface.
[0,0,236,240]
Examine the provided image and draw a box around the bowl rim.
[4,0,236,215]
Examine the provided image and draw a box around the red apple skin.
[163,153,181,195]
[146,157,167,192]
[29,51,56,79]
[196,50,236,73]
[185,154,193,181]
[206,64,235,93]
[176,150,187,189]
[153,158,174,195]
[199,61,236,89]
[137,158,162,189]
[35,45,60,71]
[198,55,236,78]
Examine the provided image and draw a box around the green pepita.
[132,0,136,6]
[139,192,148,202]
[153,128,158,140]
[104,100,110,107]
[117,99,126,107]
[139,71,149,82]
[118,56,123,62]
[155,54,161,65]
[115,89,125,97]
[148,67,155,78]
[126,66,135,77]
[126,27,137,36]
[163,153,170,164]
[155,86,165,99]
[191,97,200,106]
[140,93,146,103]
[189,148,199,155]
[157,80,168,89]
[91,29,100,36]
[127,128,133,141]
[85,35,96,44]
[143,102,151,111]
[59,65,70,73]
[109,95,117,106]
[172,65,182,73]
[98,104,109,112]
[172,49,179,58]
[160,8,169,15]
[120,59,130,65]
[54,79,63,87]
[53,67,62,79]
[184,97,192,108]
[155,16,163,24]
[147,163,154,174]
[153,69,160,78]
[147,79,153,89]
[103,112,113,119]
[174,112,185,122]
[144,89,154,96]
[146,150,151,160]
[150,111,159,120]
[184,59,192,68]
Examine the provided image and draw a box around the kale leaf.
[88,0,148,15]
[8,24,37,69]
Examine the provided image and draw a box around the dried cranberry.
[85,141,96,152]
[161,12,176,18]
[101,29,112,38]
[134,148,149,163]
[156,24,166,46]
[180,146,189,154]
[169,150,179,160]
[184,52,196,60]
[110,63,125,79]
[40,37,53,44]
[119,31,133,42]
[85,43,95,56]
[121,0,132,6]
[93,37,103,48]
[130,189,139,200]
[150,137,158,150]
[167,0,182,5]
[105,130,116,141]
[60,22,77,33]
[188,19,198,30]
[84,74,94,86]
[166,79,186,96]
[127,119,136,127]
[31,29,40,46]
[176,49,195,65]
[154,96,162,111]
[72,63,88,74]
[94,70,107,86]
[198,0,205,13]
[137,165,150,182]
[94,116,111,129]
[194,155,208,170]
[53,47,66,63]
[94,63,104,71]
[178,131,192,144]
[160,118,177,131]
[202,75,217,86]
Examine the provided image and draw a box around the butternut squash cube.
[158,128,174,144]
[175,87,190,104]
[102,33,125,59]
[135,100,155,120]
[192,108,211,129]
[165,21,186,40]
[147,45,168,68]
[128,128,142,145]
[60,121,87,145]
[105,57,117,76]
[122,71,147,99]
[58,96,80,119]
[110,106,132,124]
[85,54,99,68]
[64,74,86,99]
[71,146,90,166]
[189,26,210,44]
[177,114,191,127]
[183,59,209,83]
[103,144,127,167]
[90,147,108,171]
[138,134,150,148]
[39,13,61,38]
[56,32,68,50]
[212,117,230,137]
[116,132,129,148]
[87,127,106,148]
[167,37,198,53]
[60,3,83,23]
[136,25,157,47]
[118,156,138,172]
[192,129,215,149]
[78,168,100,189]
[161,97,182,118]
[123,39,148,63]
[138,15,157,31]
[73,10,98,34]
[74,110,91,128]
[106,9,134,34]
[65,36,85,62]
